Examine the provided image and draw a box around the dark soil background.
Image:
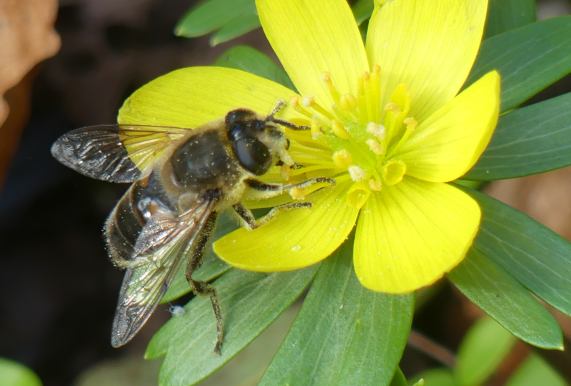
[1,1,570,385]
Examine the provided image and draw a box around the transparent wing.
[51,124,188,183]
[110,200,215,347]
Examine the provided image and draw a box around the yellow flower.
[118,0,500,293]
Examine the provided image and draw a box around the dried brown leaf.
[0,0,60,124]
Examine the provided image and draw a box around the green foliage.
[260,243,414,386]
[472,189,571,317]
[352,0,374,25]
[467,92,571,180]
[412,369,455,386]
[485,0,536,37]
[147,267,318,385]
[0,358,42,386]
[215,45,294,89]
[449,248,562,350]
[469,16,571,112]
[175,0,257,46]
[506,355,568,386]
[454,317,516,386]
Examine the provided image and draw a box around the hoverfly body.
[51,101,334,353]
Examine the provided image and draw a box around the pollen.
[366,138,384,155]
[366,122,386,140]
[348,165,366,182]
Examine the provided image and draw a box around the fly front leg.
[244,177,335,201]
[184,212,225,354]
[265,99,311,131]
[233,201,312,230]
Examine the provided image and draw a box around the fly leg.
[265,100,311,131]
[233,202,312,230]
[244,177,335,201]
[184,212,224,354]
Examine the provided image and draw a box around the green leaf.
[506,354,567,386]
[210,14,260,46]
[468,16,571,112]
[215,45,294,89]
[161,213,236,303]
[454,317,515,386]
[466,92,571,180]
[485,0,536,38]
[471,189,571,317]
[146,267,318,385]
[449,248,563,350]
[352,0,374,25]
[411,369,455,386]
[0,358,42,386]
[260,243,414,386]
[390,368,408,386]
[175,0,256,38]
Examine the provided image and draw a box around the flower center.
[289,66,418,208]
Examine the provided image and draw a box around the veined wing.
[110,199,216,348]
[51,124,188,183]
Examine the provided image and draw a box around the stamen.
[290,97,313,119]
[289,187,306,200]
[322,72,340,102]
[348,165,366,182]
[347,182,370,209]
[366,139,384,155]
[382,160,407,186]
[332,149,353,168]
[368,178,382,191]
[331,120,350,139]
[366,122,386,140]
[310,118,322,140]
[340,94,357,111]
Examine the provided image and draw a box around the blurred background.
[1,1,570,385]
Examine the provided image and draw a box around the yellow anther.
[404,117,418,130]
[384,102,400,113]
[322,72,340,102]
[332,149,353,168]
[290,96,312,118]
[280,164,292,181]
[347,182,370,209]
[348,165,366,182]
[331,120,350,139]
[366,122,386,140]
[301,96,314,107]
[382,160,407,186]
[340,94,357,110]
[366,138,384,155]
[368,178,383,192]
[310,119,322,140]
[372,64,381,76]
[289,187,306,200]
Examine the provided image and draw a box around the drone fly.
[51,102,334,353]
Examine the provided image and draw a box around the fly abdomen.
[105,172,176,265]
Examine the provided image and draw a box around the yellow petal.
[256,0,369,108]
[367,0,488,121]
[393,71,500,182]
[354,178,480,293]
[214,181,359,271]
[118,66,297,127]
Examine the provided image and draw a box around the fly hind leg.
[233,202,312,230]
[184,212,224,354]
